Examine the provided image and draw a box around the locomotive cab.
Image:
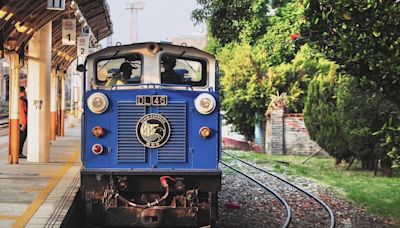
[80,42,221,227]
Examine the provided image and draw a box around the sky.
[105,0,205,45]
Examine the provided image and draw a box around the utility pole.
[125,1,144,43]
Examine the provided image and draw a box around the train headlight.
[87,93,109,114]
[194,93,216,115]
[92,144,104,155]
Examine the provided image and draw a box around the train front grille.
[158,103,187,162]
[117,102,146,162]
[117,101,187,163]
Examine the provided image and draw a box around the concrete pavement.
[0,126,81,228]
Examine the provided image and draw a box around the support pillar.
[260,118,266,153]
[266,108,284,155]
[56,71,61,136]
[0,60,3,101]
[50,67,57,140]
[27,22,52,163]
[60,70,65,136]
[8,53,20,164]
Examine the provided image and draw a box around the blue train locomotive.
[80,42,221,227]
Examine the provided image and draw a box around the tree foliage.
[254,1,305,67]
[197,0,303,139]
[267,44,327,112]
[193,0,400,170]
[192,0,269,44]
[338,77,397,174]
[305,72,398,175]
[302,55,351,161]
[374,109,400,168]
[302,0,400,105]
[302,0,400,168]
[218,43,269,140]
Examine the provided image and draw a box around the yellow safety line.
[12,150,80,228]
[0,215,19,220]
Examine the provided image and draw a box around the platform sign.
[62,19,76,45]
[47,0,65,10]
[77,36,89,57]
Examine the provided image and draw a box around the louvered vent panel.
[117,102,146,162]
[157,103,187,162]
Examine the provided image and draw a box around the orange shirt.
[19,99,27,129]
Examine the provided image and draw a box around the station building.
[0,1,114,226]
[0,0,112,164]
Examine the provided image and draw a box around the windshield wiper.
[178,50,197,74]
[98,50,120,72]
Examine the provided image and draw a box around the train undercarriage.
[81,170,221,227]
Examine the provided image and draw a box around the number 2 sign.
[62,19,76,45]
[77,36,89,57]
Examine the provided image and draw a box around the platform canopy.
[0,0,113,69]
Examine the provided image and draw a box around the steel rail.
[220,161,292,228]
[223,151,336,228]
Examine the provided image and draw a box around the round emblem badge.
[136,114,171,148]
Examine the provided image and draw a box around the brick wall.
[283,114,327,155]
[267,109,284,154]
[266,111,327,156]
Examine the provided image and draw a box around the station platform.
[0,126,81,228]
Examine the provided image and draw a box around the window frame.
[93,53,144,86]
[159,53,208,86]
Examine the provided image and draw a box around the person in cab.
[106,62,135,86]
[161,56,183,84]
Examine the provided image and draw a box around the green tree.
[376,116,400,169]
[192,0,269,44]
[201,1,319,140]
[337,77,395,174]
[200,1,306,141]
[254,0,305,67]
[267,44,326,113]
[302,0,400,167]
[218,43,269,140]
[302,0,400,105]
[305,73,398,175]
[303,56,351,163]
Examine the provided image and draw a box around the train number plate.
[136,95,168,106]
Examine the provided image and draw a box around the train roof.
[87,42,215,61]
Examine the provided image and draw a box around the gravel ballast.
[216,163,398,228]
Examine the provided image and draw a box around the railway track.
[222,150,336,228]
[220,161,292,228]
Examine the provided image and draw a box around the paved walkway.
[0,126,81,228]
[0,136,7,150]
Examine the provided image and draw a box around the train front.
[80,43,221,227]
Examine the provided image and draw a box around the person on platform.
[19,86,27,159]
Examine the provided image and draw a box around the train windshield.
[96,54,142,86]
[160,54,207,86]
[93,51,208,87]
